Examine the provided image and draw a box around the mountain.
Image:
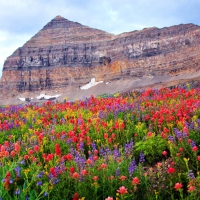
[1,16,200,96]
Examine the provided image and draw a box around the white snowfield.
[18,97,33,102]
[80,78,103,90]
[18,98,26,102]
[36,94,60,100]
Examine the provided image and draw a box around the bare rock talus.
[1,16,200,94]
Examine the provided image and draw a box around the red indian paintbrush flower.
[28,149,34,155]
[92,176,99,181]
[131,177,140,185]
[117,186,128,195]
[174,182,183,190]
[50,167,56,177]
[72,172,80,179]
[188,185,196,192]
[162,151,168,156]
[100,163,107,169]
[192,146,198,152]
[167,167,175,174]
[24,155,29,160]
[55,143,62,156]
[10,151,15,158]
[81,169,88,176]
[72,193,79,200]
[34,145,39,152]
[70,166,75,174]
[4,172,11,190]
[119,175,127,181]
[105,197,113,200]
[14,143,20,153]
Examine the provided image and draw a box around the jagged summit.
[43,15,84,30]
[21,15,114,48]
[54,15,65,20]
[22,16,114,47]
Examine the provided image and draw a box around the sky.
[0,0,200,78]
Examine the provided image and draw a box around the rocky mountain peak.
[42,15,84,30]
[54,15,65,20]
[1,17,200,97]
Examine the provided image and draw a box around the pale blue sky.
[0,0,200,77]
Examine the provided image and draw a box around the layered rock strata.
[1,15,200,93]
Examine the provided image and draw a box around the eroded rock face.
[1,15,200,93]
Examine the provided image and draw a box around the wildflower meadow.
[0,86,200,199]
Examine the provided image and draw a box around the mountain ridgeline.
[1,15,200,93]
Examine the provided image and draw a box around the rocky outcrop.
[1,15,200,94]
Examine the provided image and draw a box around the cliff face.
[1,15,200,93]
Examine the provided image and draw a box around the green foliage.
[134,134,167,165]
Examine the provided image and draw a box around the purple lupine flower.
[53,118,57,124]
[55,164,64,175]
[197,119,200,128]
[79,175,85,182]
[99,147,106,157]
[59,163,66,172]
[128,158,137,177]
[74,153,86,170]
[15,123,20,128]
[114,111,118,119]
[44,192,48,196]
[115,167,120,176]
[14,189,20,195]
[79,142,84,152]
[191,140,196,148]
[99,110,104,119]
[105,105,110,109]
[66,138,72,144]
[70,145,76,156]
[48,173,54,180]
[182,131,188,138]
[52,178,60,185]
[91,142,97,151]
[142,114,146,121]
[139,152,145,163]
[124,140,134,158]
[61,134,66,139]
[37,181,43,186]
[22,118,27,123]
[14,166,21,177]
[37,171,44,178]
[9,179,13,184]
[168,135,175,142]
[174,128,182,138]
[33,117,36,124]
[61,118,66,124]
[19,160,25,165]
[189,122,195,130]
[51,136,55,141]
[188,170,195,179]
[113,147,121,161]
[105,147,111,156]
[8,124,14,129]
